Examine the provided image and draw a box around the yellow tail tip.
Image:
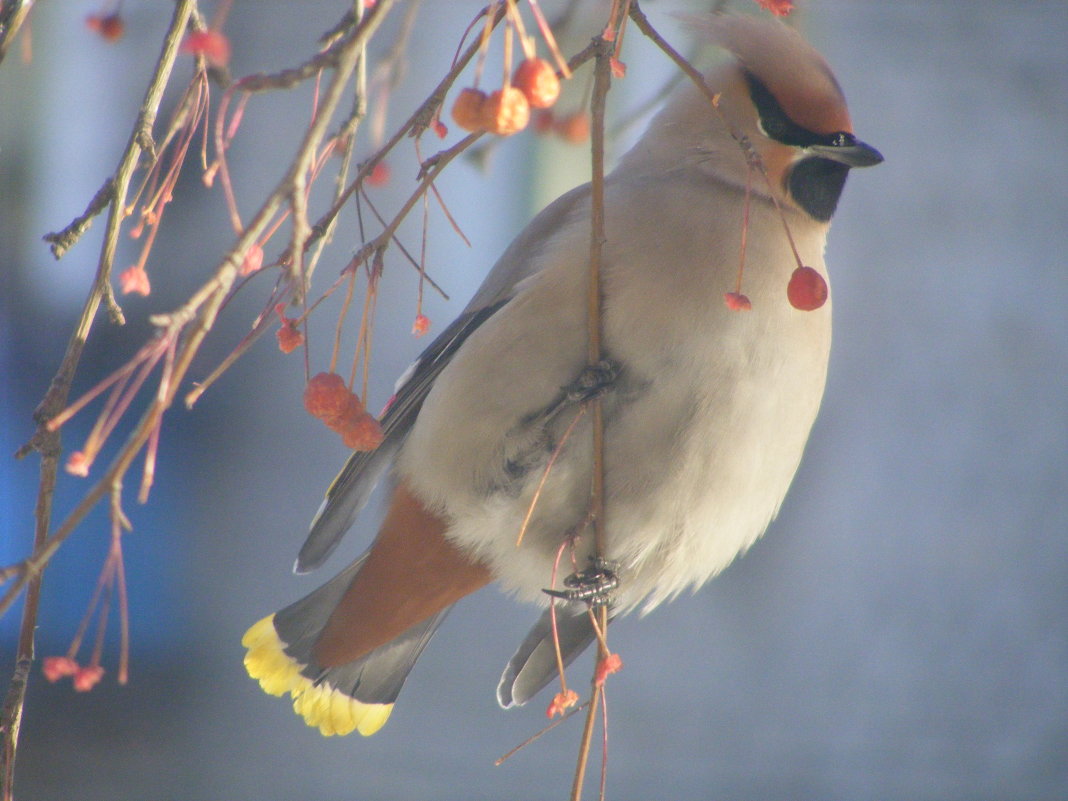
[242,614,394,737]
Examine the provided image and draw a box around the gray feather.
[295,440,399,574]
[294,183,591,575]
[497,604,607,708]
[274,554,450,705]
[294,303,506,574]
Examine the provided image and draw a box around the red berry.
[723,292,752,311]
[367,161,390,187]
[787,266,828,311]
[87,13,124,42]
[181,30,231,68]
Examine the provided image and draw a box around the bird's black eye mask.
[743,69,854,151]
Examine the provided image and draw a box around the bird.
[242,13,883,737]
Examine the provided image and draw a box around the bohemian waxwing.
[243,13,883,736]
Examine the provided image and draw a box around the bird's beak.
[808,138,883,168]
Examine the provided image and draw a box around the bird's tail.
[243,555,449,736]
[497,603,606,708]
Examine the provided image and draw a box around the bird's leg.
[543,557,620,607]
[524,358,621,428]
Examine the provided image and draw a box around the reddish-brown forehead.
[763,66,853,135]
[709,15,854,135]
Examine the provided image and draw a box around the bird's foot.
[543,557,619,607]
[563,359,620,406]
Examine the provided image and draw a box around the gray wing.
[294,182,592,574]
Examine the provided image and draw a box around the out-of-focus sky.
[1,2,1065,799]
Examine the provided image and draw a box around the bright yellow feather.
[241,614,393,737]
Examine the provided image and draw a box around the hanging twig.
[1,4,198,798]
[570,32,615,801]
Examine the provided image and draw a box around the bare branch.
[42,179,116,260]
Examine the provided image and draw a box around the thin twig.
[494,699,591,766]
[42,179,116,260]
[627,1,720,109]
[571,33,615,801]
[1,4,197,798]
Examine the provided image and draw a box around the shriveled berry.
[512,58,560,109]
[481,87,530,137]
[451,88,487,133]
[787,265,828,311]
[336,410,384,451]
[304,372,350,424]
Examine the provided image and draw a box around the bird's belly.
[445,323,830,614]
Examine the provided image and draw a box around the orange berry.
[756,0,794,16]
[532,110,555,135]
[482,87,530,137]
[594,652,623,687]
[276,322,303,354]
[512,58,560,109]
[546,689,579,718]
[555,111,590,144]
[451,88,487,133]
[412,313,430,337]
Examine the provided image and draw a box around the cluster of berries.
[304,372,384,451]
[451,57,561,137]
[42,656,105,692]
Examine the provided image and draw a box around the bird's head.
[624,14,883,222]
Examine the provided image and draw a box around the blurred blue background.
[1,1,1066,799]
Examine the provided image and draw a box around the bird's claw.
[543,558,619,607]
